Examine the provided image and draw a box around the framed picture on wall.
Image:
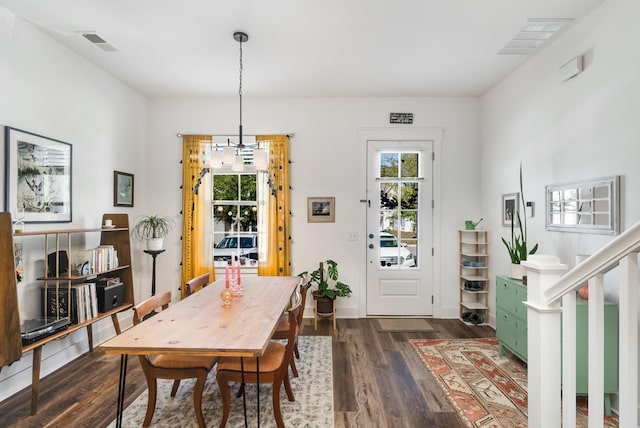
[502,193,520,227]
[4,127,72,223]
[114,171,134,207]
[307,196,335,223]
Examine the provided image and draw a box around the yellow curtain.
[181,135,215,298]
[257,135,291,276]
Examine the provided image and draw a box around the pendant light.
[205,31,261,177]
[234,31,248,151]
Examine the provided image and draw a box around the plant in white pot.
[501,163,538,280]
[132,215,175,251]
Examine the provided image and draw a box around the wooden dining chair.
[132,291,218,428]
[216,288,303,428]
[272,277,311,377]
[185,272,211,297]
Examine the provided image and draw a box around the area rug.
[108,336,333,427]
[410,338,618,428]
[375,318,436,332]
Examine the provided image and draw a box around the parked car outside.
[213,234,258,266]
[379,232,416,267]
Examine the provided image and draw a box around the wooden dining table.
[99,275,301,428]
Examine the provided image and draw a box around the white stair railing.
[523,220,640,427]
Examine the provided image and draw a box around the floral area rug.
[108,336,333,427]
[410,338,618,428]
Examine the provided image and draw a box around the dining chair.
[272,277,311,377]
[185,272,211,297]
[216,288,303,428]
[132,291,218,428]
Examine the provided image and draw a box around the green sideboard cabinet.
[496,275,618,414]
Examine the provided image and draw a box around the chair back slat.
[185,273,211,297]
[132,291,171,325]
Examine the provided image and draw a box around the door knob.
[369,244,374,249]
[369,234,374,239]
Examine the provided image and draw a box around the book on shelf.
[41,282,98,324]
[75,246,119,275]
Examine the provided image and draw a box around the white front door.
[366,140,433,316]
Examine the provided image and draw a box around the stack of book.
[75,245,119,275]
[41,283,99,324]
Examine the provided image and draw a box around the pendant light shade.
[223,145,236,164]
[232,155,244,172]
[253,147,267,170]
[210,149,223,168]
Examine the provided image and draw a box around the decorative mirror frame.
[545,175,620,235]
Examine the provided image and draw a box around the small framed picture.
[114,171,134,207]
[502,193,520,227]
[307,197,335,223]
[4,127,72,223]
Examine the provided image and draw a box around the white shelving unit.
[458,230,489,325]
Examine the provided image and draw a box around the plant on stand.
[501,162,538,280]
[132,215,175,251]
[298,259,352,315]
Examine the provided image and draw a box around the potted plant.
[298,259,352,315]
[501,163,538,279]
[132,215,175,251]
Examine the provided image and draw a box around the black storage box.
[97,282,124,313]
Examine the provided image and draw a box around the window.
[378,151,420,268]
[181,134,290,290]
[210,138,260,268]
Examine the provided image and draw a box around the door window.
[378,152,420,269]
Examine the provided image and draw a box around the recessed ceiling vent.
[499,18,572,55]
[81,32,118,52]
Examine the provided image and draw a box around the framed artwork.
[114,171,134,207]
[4,127,72,223]
[307,196,335,223]
[502,193,520,227]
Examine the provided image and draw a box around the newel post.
[521,255,568,428]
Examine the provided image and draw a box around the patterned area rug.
[410,338,619,428]
[108,336,333,427]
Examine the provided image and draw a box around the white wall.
[480,0,640,413]
[147,96,481,319]
[481,0,640,319]
[0,12,149,401]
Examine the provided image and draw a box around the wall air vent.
[498,18,572,55]
[81,32,118,52]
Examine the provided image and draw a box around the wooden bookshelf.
[0,213,136,414]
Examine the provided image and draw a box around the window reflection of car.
[379,232,415,267]
[213,234,258,263]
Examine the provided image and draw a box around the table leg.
[256,357,260,428]
[116,354,128,428]
[240,358,248,428]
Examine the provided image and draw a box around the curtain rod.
[176,133,294,139]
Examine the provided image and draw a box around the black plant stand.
[143,249,165,296]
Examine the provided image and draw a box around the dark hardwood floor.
[0,318,494,427]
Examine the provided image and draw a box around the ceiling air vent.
[498,18,572,55]
[81,32,118,52]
